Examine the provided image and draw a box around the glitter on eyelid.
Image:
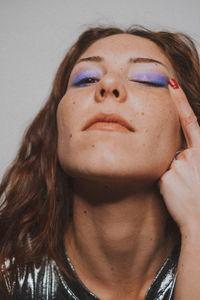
[132,72,168,86]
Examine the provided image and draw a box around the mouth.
[82,113,135,133]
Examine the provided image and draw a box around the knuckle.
[171,159,181,170]
[181,148,198,160]
[181,148,191,158]
[160,171,171,183]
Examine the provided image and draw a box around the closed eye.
[131,80,167,88]
[72,77,99,87]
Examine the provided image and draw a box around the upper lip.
[82,112,135,132]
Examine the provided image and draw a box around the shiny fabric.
[1,245,180,299]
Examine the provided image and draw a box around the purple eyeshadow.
[132,71,168,87]
[71,70,101,87]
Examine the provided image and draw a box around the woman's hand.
[159,80,200,234]
[159,80,200,300]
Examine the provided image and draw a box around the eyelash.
[73,77,99,87]
[72,77,167,88]
[131,80,167,88]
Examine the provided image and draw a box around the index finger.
[169,79,200,148]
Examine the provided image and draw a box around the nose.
[95,74,127,103]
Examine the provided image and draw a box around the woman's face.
[57,34,182,185]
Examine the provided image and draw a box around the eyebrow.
[76,56,103,64]
[75,55,168,70]
[129,57,167,69]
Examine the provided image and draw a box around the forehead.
[79,34,174,71]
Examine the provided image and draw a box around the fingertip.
[168,79,186,103]
[168,78,179,90]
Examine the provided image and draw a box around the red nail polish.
[168,78,179,89]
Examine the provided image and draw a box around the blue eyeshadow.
[132,71,168,87]
[71,70,101,87]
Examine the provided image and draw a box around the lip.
[82,113,135,132]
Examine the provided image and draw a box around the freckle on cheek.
[141,112,144,116]
[69,134,72,138]
[84,210,87,214]
[73,101,76,104]
[91,144,95,148]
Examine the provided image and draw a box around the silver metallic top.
[1,245,180,299]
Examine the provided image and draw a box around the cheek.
[56,97,76,160]
[138,91,182,152]
[156,101,180,135]
[139,90,179,131]
[57,93,81,134]
[57,100,71,140]
[56,93,88,173]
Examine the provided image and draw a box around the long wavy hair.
[1,25,200,290]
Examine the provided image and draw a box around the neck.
[65,178,178,299]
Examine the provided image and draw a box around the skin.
[57,34,181,188]
[159,87,200,300]
[57,34,200,299]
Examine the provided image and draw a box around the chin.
[60,158,165,187]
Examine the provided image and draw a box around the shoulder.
[0,256,76,299]
[1,255,98,299]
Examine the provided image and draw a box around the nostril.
[113,89,119,98]
[100,89,105,97]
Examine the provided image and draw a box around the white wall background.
[1,0,200,180]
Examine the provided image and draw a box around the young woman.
[1,26,200,300]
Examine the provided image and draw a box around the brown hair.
[1,25,200,291]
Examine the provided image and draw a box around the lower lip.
[86,122,130,133]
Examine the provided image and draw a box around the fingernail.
[168,78,179,89]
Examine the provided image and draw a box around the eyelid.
[130,71,168,87]
[70,69,102,86]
